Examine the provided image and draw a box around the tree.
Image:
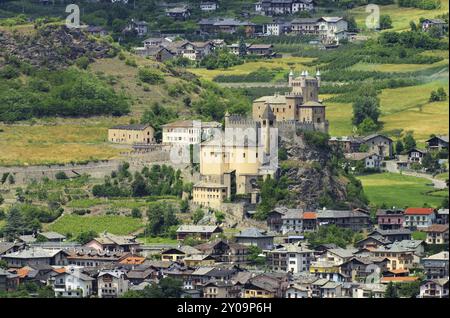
[0,194,4,205]
[398,280,421,298]
[192,208,204,225]
[146,203,179,237]
[379,15,393,30]
[3,207,25,240]
[55,172,68,180]
[131,207,142,218]
[385,282,399,298]
[357,118,378,135]
[352,87,380,126]
[238,37,247,57]
[138,68,165,84]
[403,132,416,152]
[179,199,189,213]
[409,21,417,31]
[395,140,405,155]
[75,230,98,244]
[247,245,266,266]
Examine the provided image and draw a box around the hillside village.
[0,0,449,299]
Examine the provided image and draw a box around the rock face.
[0,25,116,69]
[279,132,352,210]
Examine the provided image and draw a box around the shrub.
[55,172,69,180]
[138,68,165,84]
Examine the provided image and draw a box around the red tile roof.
[119,256,146,265]
[404,207,435,215]
[303,212,317,220]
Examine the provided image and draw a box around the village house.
[0,269,19,292]
[162,120,221,145]
[388,240,426,257]
[426,135,449,151]
[160,246,202,262]
[108,124,156,145]
[407,148,428,165]
[436,208,449,225]
[262,19,291,36]
[376,209,405,230]
[165,6,191,20]
[359,134,393,159]
[246,44,275,57]
[10,264,58,285]
[183,254,216,267]
[176,225,223,241]
[419,278,449,298]
[424,224,449,245]
[255,0,314,16]
[265,243,314,273]
[370,246,415,271]
[66,249,130,267]
[0,242,25,257]
[203,280,234,298]
[200,1,219,12]
[243,273,289,298]
[194,240,250,264]
[1,248,68,268]
[344,152,382,171]
[85,25,108,37]
[421,251,449,279]
[339,256,389,283]
[352,283,386,298]
[97,270,129,298]
[369,229,412,242]
[355,234,391,250]
[404,207,436,229]
[234,227,275,249]
[328,136,361,153]
[48,266,94,298]
[316,209,371,232]
[291,18,319,35]
[192,182,228,210]
[85,232,140,253]
[422,19,449,36]
[320,281,342,298]
[198,18,256,36]
[317,17,348,44]
[124,19,148,37]
[36,232,66,243]
[134,46,175,62]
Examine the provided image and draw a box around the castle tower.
[261,104,275,156]
[288,69,294,87]
[224,110,230,127]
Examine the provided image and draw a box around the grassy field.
[435,172,449,181]
[325,78,449,141]
[46,214,144,236]
[358,172,447,208]
[0,117,130,166]
[350,3,449,32]
[189,57,315,81]
[380,78,449,142]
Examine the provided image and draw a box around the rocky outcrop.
[279,132,362,210]
[0,25,116,69]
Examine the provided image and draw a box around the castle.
[192,70,329,210]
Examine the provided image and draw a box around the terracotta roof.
[381,276,419,283]
[53,267,66,274]
[424,224,449,233]
[404,207,435,215]
[119,256,146,265]
[16,267,30,278]
[303,212,317,220]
